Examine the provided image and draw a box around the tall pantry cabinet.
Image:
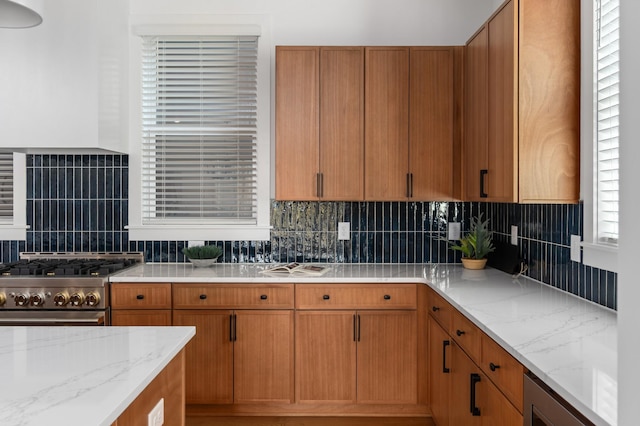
[463,0,580,203]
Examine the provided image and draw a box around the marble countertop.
[0,326,195,426]
[111,263,617,426]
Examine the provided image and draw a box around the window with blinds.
[140,36,259,225]
[595,0,620,245]
[0,153,13,223]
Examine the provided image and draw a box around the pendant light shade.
[0,0,42,29]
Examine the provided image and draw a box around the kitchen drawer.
[427,290,452,331]
[451,309,482,363]
[295,284,416,310]
[110,283,172,309]
[481,333,524,413]
[172,284,294,309]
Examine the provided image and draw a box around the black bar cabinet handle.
[260,294,268,300]
[383,294,391,300]
[406,173,411,198]
[233,314,237,342]
[442,340,451,373]
[480,169,488,198]
[353,315,357,342]
[136,294,144,300]
[456,329,465,337]
[470,373,481,416]
[316,173,322,198]
[357,314,361,342]
[323,294,330,300]
[489,362,500,372]
[229,314,234,342]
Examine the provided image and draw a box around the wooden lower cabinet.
[173,309,294,405]
[110,283,172,326]
[296,310,417,405]
[428,291,523,426]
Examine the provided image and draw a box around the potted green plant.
[450,213,495,270]
[182,245,223,267]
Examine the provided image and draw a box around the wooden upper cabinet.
[364,47,410,201]
[463,0,579,203]
[320,47,365,200]
[410,47,457,201]
[276,46,364,200]
[464,26,489,202]
[518,0,580,202]
[275,46,320,200]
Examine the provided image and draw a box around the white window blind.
[595,0,620,245]
[141,36,259,225]
[0,153,13,222]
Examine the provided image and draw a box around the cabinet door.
[111,309,171,326]
[295,311,357,403]
[319,47,364,200]
[487,0,518,202]
[364,47,409,200]
[480,376,523,426]
[357,310,417,404]
[464,27,489,201]
[275,46,320,200]
[450,342,482,426]
[234,310,294,403]
[173,310,233,404]
[429,318,452,426]
[409,47,454,200]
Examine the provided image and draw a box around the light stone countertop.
[0,326,195,426]
[111,263,617,426]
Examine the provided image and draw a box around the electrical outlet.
[570,235,582,262]
[511,225,518,245]
[148,398,164,426]
[338,222,350,240]
[448,222,461,240]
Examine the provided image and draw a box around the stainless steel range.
[0,252,143,326]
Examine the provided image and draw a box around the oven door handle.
[0,316,105,326]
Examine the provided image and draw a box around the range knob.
[0,293,5,306]
[69,292,85,307]
[14,293,30,307]
[31,293,47,307]
[85,292,101,307]
[53,292,70,307]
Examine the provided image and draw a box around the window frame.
[0,152,28,241]
[127,15,272,241]
[581,0,619,272]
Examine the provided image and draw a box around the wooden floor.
[186,417,434,426]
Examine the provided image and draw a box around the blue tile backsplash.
[0,154,617,310]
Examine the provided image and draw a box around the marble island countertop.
[112,262,617,426]
[0,326,195,426]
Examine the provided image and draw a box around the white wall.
[617,0,639,424]
[129,0,496,45]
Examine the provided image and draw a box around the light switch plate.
[448,222,461,240]
[570,235,581,262]
[338,222,350,240]
[511,225,518,245]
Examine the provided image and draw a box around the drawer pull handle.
[136,294,144,300]
[489,362,500,372]
[199,294,207,300]
[322,295,330,300]
[432,306,440,312]
[456,329,465,336]
[260,294,268,300]
[470,373,481,416]
[383,294,391,300]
